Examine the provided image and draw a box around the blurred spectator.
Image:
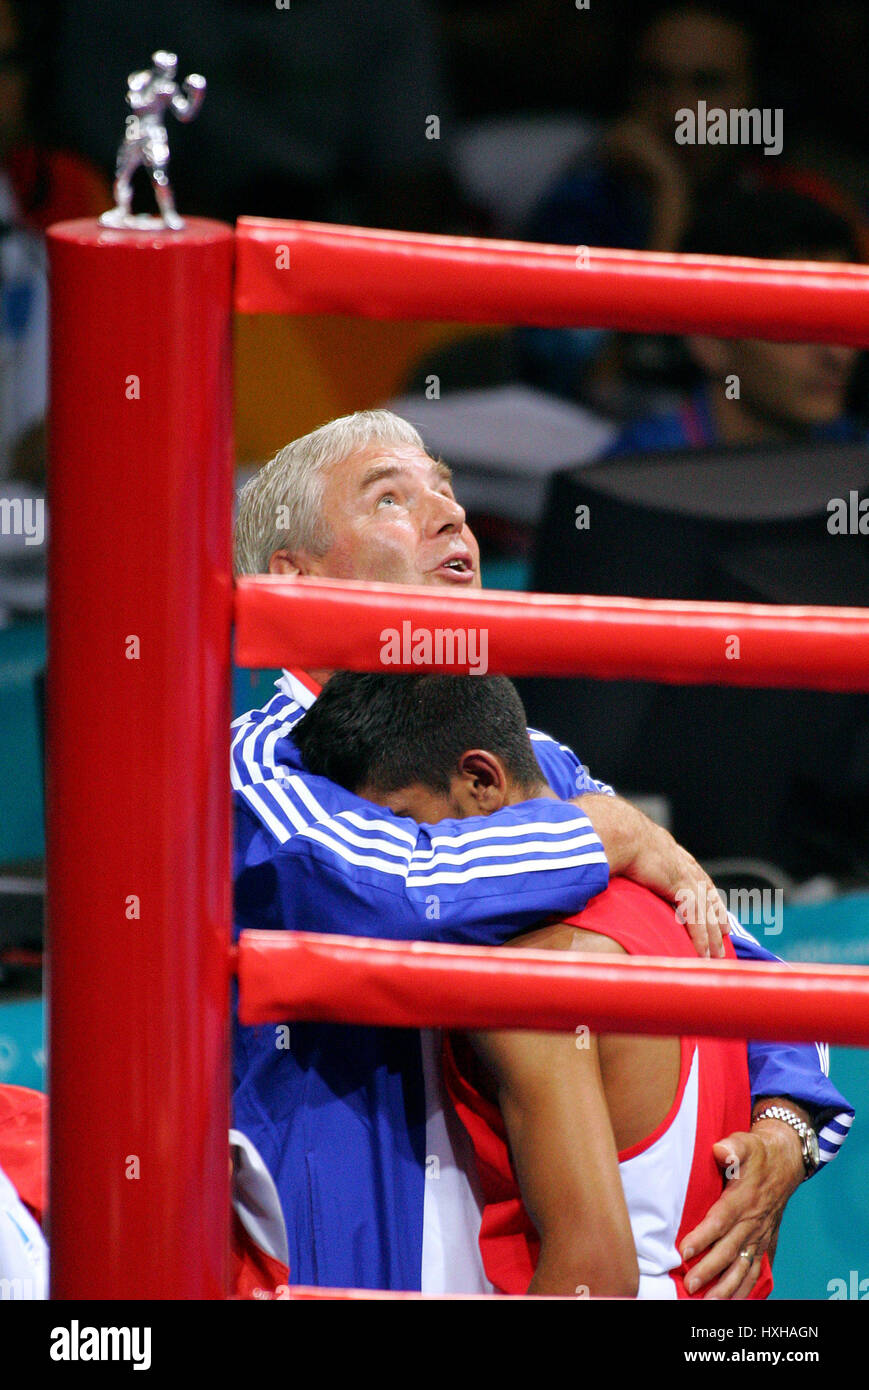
[517,2,867,420]
[0,0,112,624]
[50,0,467,231]
[0,1,46,489]
[528,2,756,257]
[0,217,44,486]
[607,188,867,456]
[0,0,108,234]
[0,0,109,489]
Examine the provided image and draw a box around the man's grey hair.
[233,409,426,577]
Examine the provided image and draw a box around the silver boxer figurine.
[100,51,205,230]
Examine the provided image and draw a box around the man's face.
[633,10,753,175]
[356,780,463,824]
[691,247,860,435]
[272,444,481,587]
[356,750,538,823]
[709,337,858,433]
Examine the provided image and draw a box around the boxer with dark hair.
[295,672,840,1298]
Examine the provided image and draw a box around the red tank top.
[443,877,773,1299]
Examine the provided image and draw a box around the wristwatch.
[752,1105,821,1178]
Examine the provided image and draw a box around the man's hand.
[575,793,729,958]
[601,116,692,251]
[679,1105,807,1299]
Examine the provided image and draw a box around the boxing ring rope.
[236,575,869,690]
[46,217,869,1301]
[238,932,869,1047]
[236,218,869,344]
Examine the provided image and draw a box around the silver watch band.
[752,1105,820,1177]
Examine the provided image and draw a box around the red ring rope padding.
[235,218,869,345]
[234,577,869,690]
[237,931,869,1047]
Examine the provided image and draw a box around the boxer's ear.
[455,750,509,815]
